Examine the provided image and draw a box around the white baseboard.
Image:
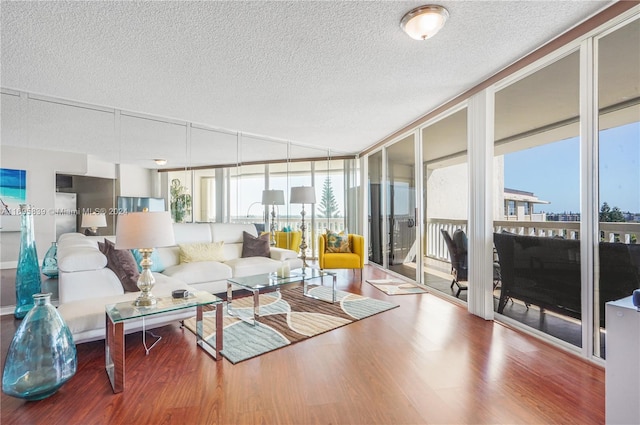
[1,305,15,316]
[1,261,18,269]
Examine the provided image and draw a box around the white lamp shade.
[262,189,285,205]
[401,5,449,40]
[115,211,175,249]
[290,186,316,204]
[81,213,107,228]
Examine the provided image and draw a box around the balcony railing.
[427,218,639,262]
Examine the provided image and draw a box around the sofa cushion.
[58,246,107,272]
[224,256,281,277]
[162,261,232,284]
[241,231,270,258]
[211,223,257,244]
[179,242,226,263]
[173,223,212,245]
[325,230,351,253]
[104,239,140,292]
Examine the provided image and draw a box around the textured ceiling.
[1,0,614,168]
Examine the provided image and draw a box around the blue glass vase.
[41,242,58,279]
[2,293,77,401]
[14,205,42,319]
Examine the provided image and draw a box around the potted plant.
[170,178,192,223]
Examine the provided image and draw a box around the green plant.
[317,176,340,218]
[170,178,192,223]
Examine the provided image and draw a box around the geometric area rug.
[183,286,397,364]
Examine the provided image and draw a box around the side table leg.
[253,289,260,323]
[196,304,224,361]
[215,303,223,360]
[106,314,124,393]
[332,274,337,303]
[226,281,233,315]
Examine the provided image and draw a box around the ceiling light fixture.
[400,5,449,40]
[154,159,167,166]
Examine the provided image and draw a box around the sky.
[504,122,639,214]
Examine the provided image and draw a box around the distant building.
[547,212,581,222]
[503,188,549,221]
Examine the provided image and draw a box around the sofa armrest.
[350,234,365,268]
[269,247,298,261]
[59,268,124,303]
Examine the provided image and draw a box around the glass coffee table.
[105,290,223,393]
[226,268,337,325]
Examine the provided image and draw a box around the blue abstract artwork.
[1,168,26,231]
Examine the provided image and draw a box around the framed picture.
[0,168,26,232]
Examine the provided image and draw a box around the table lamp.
[115,211,175,306]
[81,212,107,236]
[290,186,316,269]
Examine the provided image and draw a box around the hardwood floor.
[1,266,604,424]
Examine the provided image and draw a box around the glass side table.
[105,290,223,393]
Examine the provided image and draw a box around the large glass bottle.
[2,293,77,400]
[14,204,42,319]
[41,242,58,278]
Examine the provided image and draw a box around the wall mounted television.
[117,196,166,213]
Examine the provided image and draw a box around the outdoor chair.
[441,229,468,298]
[441,229,501,298]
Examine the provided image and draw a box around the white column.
[580,37,597,359]
[467,89,495,320]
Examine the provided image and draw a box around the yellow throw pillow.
[325,230,351,253]
[179,242,225,263]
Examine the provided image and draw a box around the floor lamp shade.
[115,211,175,250]
[262,190,285,206]
[290,186,316,205]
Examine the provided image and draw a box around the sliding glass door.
[422,108,469,300]
[368,151,384,267]
[493,50,582,348]
[386,134,417,281]
[595,17,640,359]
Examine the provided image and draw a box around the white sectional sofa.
[56,222,302,343]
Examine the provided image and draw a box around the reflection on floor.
[388,261,607,357]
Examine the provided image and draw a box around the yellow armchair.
[318,233,365,281]
[274,231,302,253]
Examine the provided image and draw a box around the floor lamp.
[262,190,285,246]
[290,186,316,270]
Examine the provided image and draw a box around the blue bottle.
[2,293,77,400]
[14,204,42,319]
[41,242,58,278]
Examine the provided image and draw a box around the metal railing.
[428,218,639,262]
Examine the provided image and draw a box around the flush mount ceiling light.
[154,159,167,165]
[400,5,449,40]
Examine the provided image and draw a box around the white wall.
[0,146,87,267]
[0,146,153,268]
[117,164,153,197]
